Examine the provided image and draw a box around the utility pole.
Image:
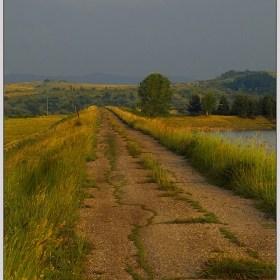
[46,98,48,116]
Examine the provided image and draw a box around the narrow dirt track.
[77,109,276,280]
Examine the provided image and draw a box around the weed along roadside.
[77,108,275,279]
[4,106,276,279]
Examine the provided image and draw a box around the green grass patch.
[105,133,117,170]
[219,227,245,247]
[127,141,142,156]
[126,266,143,280]
[83,178,98,188]
[246,248,260,259]
[128,227,154,280]
[166,212,220,224]
[261,223,276,229]
[140,156,182,193]
[200,254,276,279]
[175,196,206,213]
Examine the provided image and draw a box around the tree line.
[137,73,276,120]
[187,92,276,120]
[4,71,276,120]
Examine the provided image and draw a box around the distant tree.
[216,95,230,115]
[247,97,259,119]
[138,73,173,117]
[260,94,275,119]
[25,100,40,116]
[187,93,202,115]
[231,94,249,118]
[202,92,217,116]
[129,92,136,101]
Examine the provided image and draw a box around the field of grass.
[4,106,98,279]
[4,80,137,98]
[4,115,67,146]
[107,106,276,217]
[160,115,276,130]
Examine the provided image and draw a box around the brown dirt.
[77,109,276,280]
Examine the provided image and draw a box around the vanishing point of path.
[77,109,276,280]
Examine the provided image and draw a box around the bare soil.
[77,109,276,280]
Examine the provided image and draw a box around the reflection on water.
[216,130,276,151]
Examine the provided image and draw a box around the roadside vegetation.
[4,106,98,279]
[107,107,276,217]
[200,254,276,279]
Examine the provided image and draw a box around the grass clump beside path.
[107,107,276,217]
[140,156,182,193]
[4,107,98,279]
[127,141,142,156]
[200,254,276,279]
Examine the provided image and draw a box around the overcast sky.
[3,0,276,80]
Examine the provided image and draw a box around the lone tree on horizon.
[187,93,202,115]
[138,73,174,118]
[202,92,217,116]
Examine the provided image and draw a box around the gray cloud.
[4,0,276,80]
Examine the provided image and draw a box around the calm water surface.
[216,130,276,151]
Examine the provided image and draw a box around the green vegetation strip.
[219,227,245,247]
[200,254,276,279]
[140,156,182,193]
[107,107,276,218]
[166,212,220,225]
[127,141,142,156]
[4,106,98,279]
[128,227,154,280]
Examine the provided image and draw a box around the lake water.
[215,130,276,151]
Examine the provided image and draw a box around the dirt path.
[77,109,276,280]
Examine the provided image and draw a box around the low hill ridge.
[4,72,196,85]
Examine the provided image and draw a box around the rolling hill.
[4,72,195,85]
[3,70,276,117]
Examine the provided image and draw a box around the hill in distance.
[4,72,196,85]
[4,69,276,117]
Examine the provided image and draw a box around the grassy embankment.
[4,107,98,279]
[107,107,276,217]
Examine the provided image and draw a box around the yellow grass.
[160,115,275,131]
[4,91,41,97]
[4,82,38,91]
[4,115,67,146]
[77,83,137,89]
[4,81,137,91]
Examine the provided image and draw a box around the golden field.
[160,115,276,131]
[4,115,66,146]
